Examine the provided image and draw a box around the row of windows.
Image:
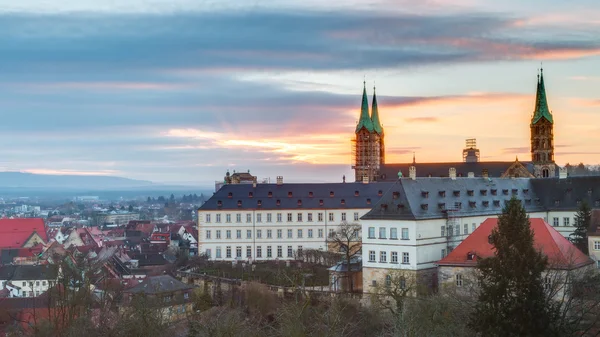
[368,250,410,264]
[206,245,304,259]
[204,212,359,223]
[441,223,477,237]
[367,227,410,240]
[551,217,573,227]
[205,228,334,240]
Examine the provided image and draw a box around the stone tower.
[352,82,384,182]
[530,68,555,178]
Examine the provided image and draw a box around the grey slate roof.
[198,182,395,211]
[125,274,193,294]
[362,176,600,220]
[0,264,58,281]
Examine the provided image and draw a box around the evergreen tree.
[570,201,591,255]
[469,197,561,337]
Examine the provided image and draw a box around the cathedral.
[353,69,557,181]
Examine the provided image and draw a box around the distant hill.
[0,172,155,189]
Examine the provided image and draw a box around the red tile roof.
[0,218,48,249]
[438,218,593,270]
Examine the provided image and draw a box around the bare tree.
[370,269,418,316]
[328,222,361,292]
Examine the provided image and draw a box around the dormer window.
[596,200,600,207]
[378,190,383,197]
[288,192,293,198]
[393,192,400,199]
[248,192,253,198]
[554,200,560,206]
[588,188,593,196]
[454,202,462,209]
[341,199,346,205]
[482,201,489,207]
[366,198,372,205]
[523,189,529,195]
[511,189,518,196]
[421,191,429,198]
[439,191,446,197]
[421,204,429,210]
[480,190,487,196]
[330,191,335,197]
[493,200,500,207]
[257,200,262,207]
[491,189,497,196]
[237,200,242,207]
[381,204,388,211]
[397,204,405,210]
[566,188,573,194]
[535,198,541,204]
[488,235,493,244]
[276,199,281,206]
[354,191,359,197]
[227,192,233,198]
[217,200,223,207]
[297,199,302,206]
[525,199,531,205]
[502,189,508,195]
[467,252,474,261]
[319,199,324,206]
[308,191,313,198]
[467,190,474,196]
[469,201,476,208]
[438,203,446,210]
[268,191,273,198]
[453,191,460,197]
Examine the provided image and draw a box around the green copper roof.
[532,69,553,125]
[355,82,373,133]
[371,86,383,135]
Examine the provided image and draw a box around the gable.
[0,219,48,249]
[501,161,534,178]
[22,232,45,248]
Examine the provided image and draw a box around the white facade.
[0,278,54,298]
[198,208,368,261]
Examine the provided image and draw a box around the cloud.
[501,147,529,154]
[405,117,439,123]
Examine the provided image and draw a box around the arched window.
[542,168,549,178]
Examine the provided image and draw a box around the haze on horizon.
[0,0,599,186]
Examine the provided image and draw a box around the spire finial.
[516,155,519,162]
[413,152,416,165]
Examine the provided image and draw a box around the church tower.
[530,68,555,178]
[352,82,384,182]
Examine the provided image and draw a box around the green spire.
[371,85,383,135]
[355,81,373,133]
[531,68,553,125]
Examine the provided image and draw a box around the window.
[441,249,446,258]
[341,212,347,221]
[206,230,211,239]
[318,213,324,222]
[597,260,600,269]
[236,246,242,258]
[226,230,231,239]
[369,251,376,262]
[297,229,303,238]
[380,251,387,263]
[247,246,252,258]
[456,274,463,287]
[267,230,272,239]
[216,230,221,239]
[226,246,231,258]
[552,217,559,226]
[257,213,262,222]
[298,213,303,222]
[287,229,293,238]
[472,223,476,232]
[391,251,398,263]
[277,213,282,222]
[206,214,211,223]
[256,229,262,239]
[287,213,293,222]
[267,213,272,222]
[297,246,303,256]
[226,214,231,223]
[379,227,386,239]
[267,246,272,258]
[563,217,570,226]
[402,252,410,264]
[463,224,468,235]
[257,246,262,258]
[354,212,359,221]
[308,213,313,222]
[385,275,392,287]
[236,230,241,239]
[246,230,252,239]
[205,249,211,258]
[455,225,460,236]
[216,214,221,223]
[216,247,222,258]
[386,228,397,239]
[236,214,241,223]
[401,228,409,240]
[277,246,283,258]
[318,229,324,238]
[329,228,334,237]
[287,246,293,257]
[441,226,445,237]
[329,213,334,222]
[277,229,282,239]
[246,213,252,223]
[307,229,313,238]
[595,241,600,250]
[368,227,375,238]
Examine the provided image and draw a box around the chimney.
[482,169,489,179]
[252,178,257,188]
[467,172,474,178]
[409,166,416,180]
[449,168,457,180]
[343,175,346,183]
[559,167,568,179]
[276,176,283,185]
[362,175,369,184]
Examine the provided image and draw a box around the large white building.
[360,168,600,293]
[0,265,58,298]
[197,177,392,261]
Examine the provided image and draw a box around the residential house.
[0,265,59,298]
[0,218,48,249]
[587,209,600,269]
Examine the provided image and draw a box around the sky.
[1,0,599,187]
